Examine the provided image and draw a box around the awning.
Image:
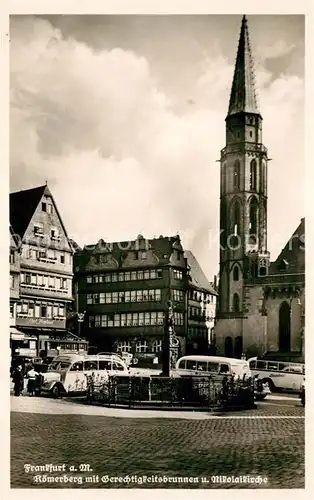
[10,327,25,341]
[10,327,37,341]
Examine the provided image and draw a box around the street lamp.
[77,311,86,337]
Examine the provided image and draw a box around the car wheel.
[255,394,267,401]
[51,385,60,399]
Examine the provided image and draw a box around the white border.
[1,1,313,499]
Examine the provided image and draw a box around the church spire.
[228,15,260,117]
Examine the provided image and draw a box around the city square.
[9,13,305,491]
[11,394,304,489]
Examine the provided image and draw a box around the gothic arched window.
[233,265,239,281]
[234,160,240,189]
[232,293,240,312]
[249,197,258,236]
[232,200,241,236]
[220,199,227,248]
[250,159,257,190]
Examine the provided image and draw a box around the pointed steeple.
[228,15,260,117]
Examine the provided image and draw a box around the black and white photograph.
[5,5,308,493]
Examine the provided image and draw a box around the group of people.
[11,364,43,397]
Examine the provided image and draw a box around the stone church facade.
[214,16,305,362]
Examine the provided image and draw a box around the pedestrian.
[12,365,24,397]
[27,366,38,396]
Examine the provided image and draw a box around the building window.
[250,159,257,190]
[233,160,240,189]
[10,304,14,319]
[233,266,239,281]
[60,255,65,264]
[136,340,148,353]
[174,312,184,326]
[173,289,184,302]
[40,305,47,317]
[51,227,59,239]
[152,339,162,353]
[87,276,92,284]
[47,203,53,214]
[10,274,14,289]
[117,341,131,353]
[34,222,44,235]
[140,251,147,259]
[42,202,47,212]
[9,251,15,265]
[232,293,240,313]
[173,270,183,280]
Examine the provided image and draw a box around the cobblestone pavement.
[11,396,304,489]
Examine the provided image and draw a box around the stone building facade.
[214,16,305,361]
[73,235,189,363]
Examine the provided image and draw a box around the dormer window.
[140,251,147,260]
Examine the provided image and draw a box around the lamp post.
[77,311,86,338]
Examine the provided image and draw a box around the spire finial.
[227,15,260,117]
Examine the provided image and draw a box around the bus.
[248,358,305,392]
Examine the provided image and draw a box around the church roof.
[184,250,218,295]
[228,15,260,117]
[270,218,305,275]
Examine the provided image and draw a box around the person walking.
[27,366,38,396]
[12,366,24,397]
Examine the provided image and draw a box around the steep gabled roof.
[10,185,46,239]
[184,250,218,295]
[270,218,305,275]
[228,15,260,117]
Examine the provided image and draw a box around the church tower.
[218,15,270,322]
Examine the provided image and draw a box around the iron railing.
[85,374,256,410]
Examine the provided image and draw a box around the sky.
[9,14,305,280]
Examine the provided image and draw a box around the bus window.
[70,361,83,371]
[256,361,267,370]
[278,363,286,371]
[99,360,112,370]
[207,362,219,373]
[220,364,230,374]
[267,362,278,371]
[249,360,256,369]
[287,365,303,374]
[186,360,197,370]
[178,359,186,369]
[196,361,207,372]
[84,361,98,371]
